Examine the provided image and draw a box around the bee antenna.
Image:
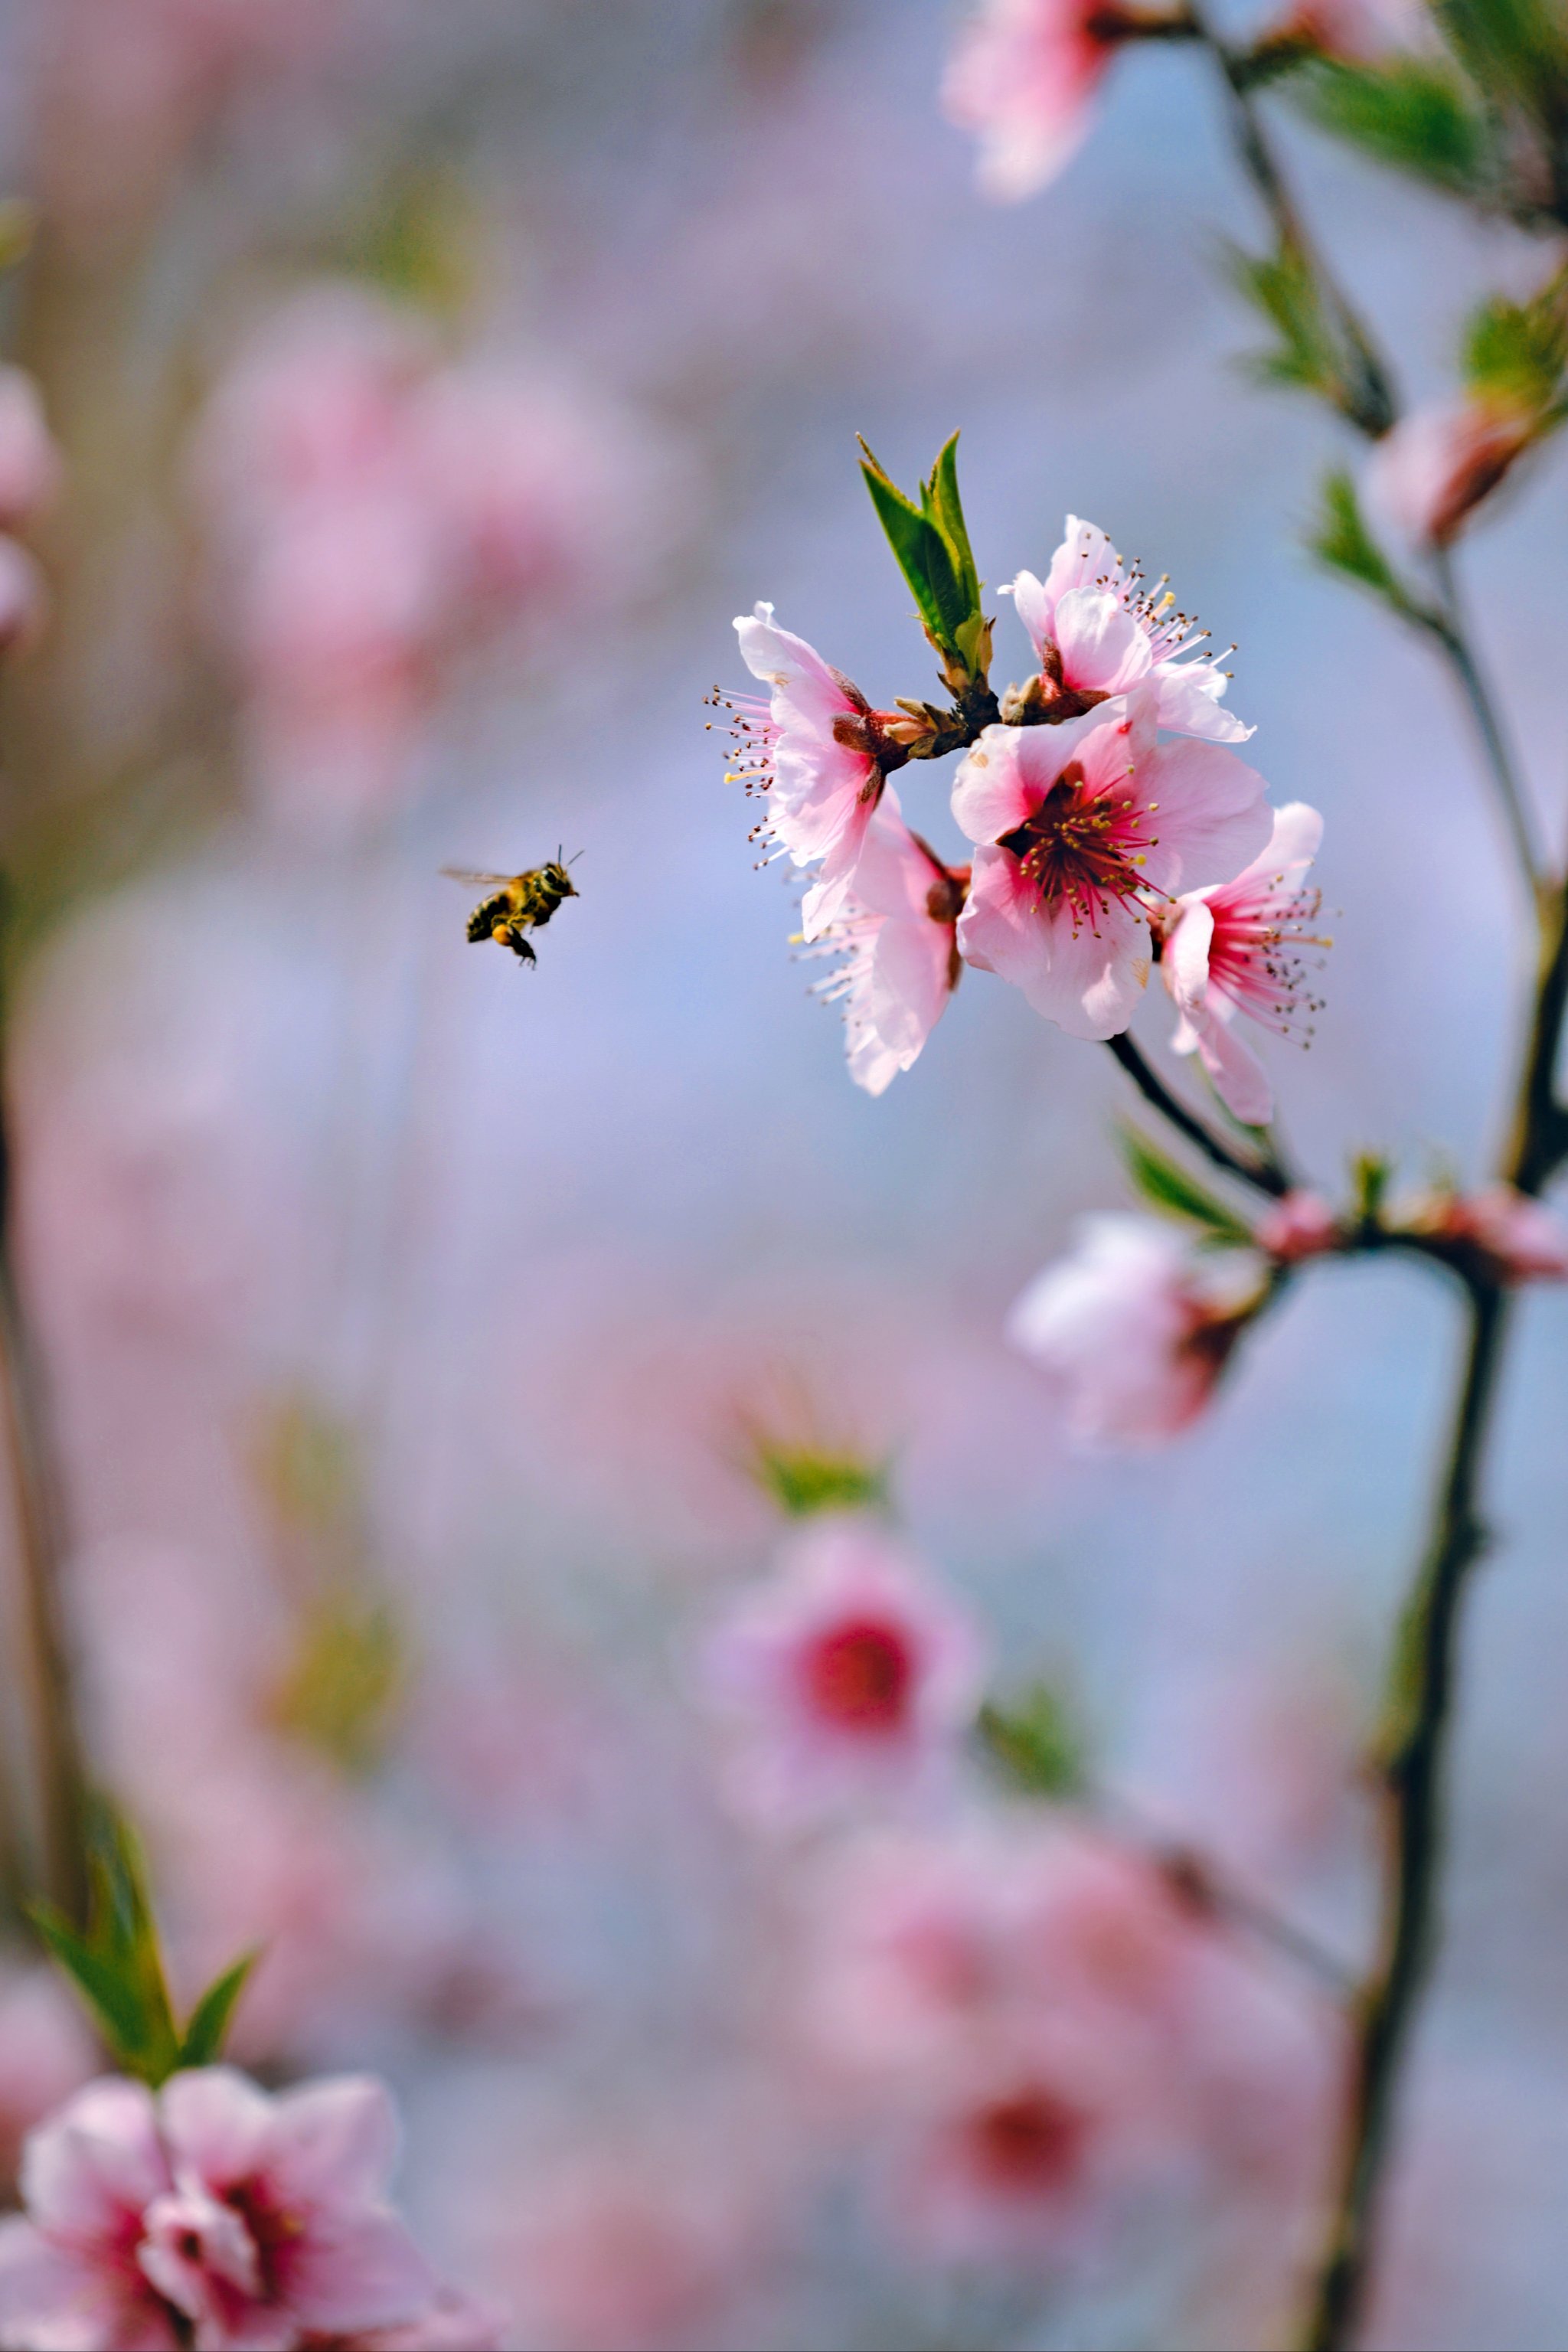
[565,848,583,867]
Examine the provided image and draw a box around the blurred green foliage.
[31,1807,256,2085]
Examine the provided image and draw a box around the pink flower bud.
[1365,400,1535,548]
[1255,1191,1340,1263]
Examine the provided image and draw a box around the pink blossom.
[0,2069,459,2352]
[805,1821,1331,2260]
[1160,800,1328,1124]
[943,0,1132,199]
[1365,400,1536,547]
[0,368,63,530]
[1266,0,1427,60]
[0,1970,98,2202]
[1007,1215,1263,1446]
[952,689,1270,1038]
[1416,1184,1568,1281]
[1008,516,1250,742]
[697,1519,987,1821]
[732,603,905,929]
[1255,1190,1341,1263]
[801,789,965,1095]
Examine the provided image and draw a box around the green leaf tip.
[976,1684,1086,1799]
[1120,1126,1255,1247]
[858,431,988,679]
[30,1802,259,2086]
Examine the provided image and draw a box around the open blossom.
[802,789,965,1095]
[1008,1215,1264,1446]
[1007,516,1250,742]
[731,603,906,930]
[0,2068,477,2352]
[952,688,1270,1038]
[1365,399,1536,547]
[943,0,1138,199]
[1160,801,1328,1125]
[696,1519,987,1821]
[1411,1184,1568,1281]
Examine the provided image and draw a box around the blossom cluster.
[728,514,1325,1119]
[694,1514,1330,2268]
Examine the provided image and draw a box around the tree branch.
[1105,1031,1292,1198]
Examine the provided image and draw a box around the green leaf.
[920,433,981,619]
[29,1803,255,2086]
[746,1435,890,1518]
[976,1685,1086,1799]
[858,434,985,668]
[178,1952,260,2070]
[28,1905,165,2075]
[1462,272,1568,410]
[1306,470,1426,620]
[1296,57,1491,198]
[1227,240,1344,402]
[1351,1149,1391,1224]
[1120,1127,1255,1246]
[1436,0,1568,127]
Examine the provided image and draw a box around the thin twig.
[0,888,88,1924]
[1195,19,1396,439]
[1426,549,1544,897]
[1300,1277,1510,2351]
[1106,1031,1292,1197]
[1093,1783,1355,1999]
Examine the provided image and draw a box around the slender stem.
[1105,1031,1292,1197]
[1093,1784,1355,1998]
[1301,1279,1510,2350]
[1302,843,1568,2346]
[1197,24,1397,439]
[1426,550,1544,897]
[0,899,88,1924]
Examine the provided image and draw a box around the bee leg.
[508,931,537,969]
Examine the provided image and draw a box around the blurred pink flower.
[1365,400,1536,547]
[0,1968,98,2202]
[1007,1215,1263,1446]
[1008,516,1251,742]
[952,690,1270,1038]
[495,2145,766,2352]
[802,788,965,1096]
[733,603,903,930]
[0,367,63,530]
[697,1519,987,1822]
[195,285,678,830]
[943,0,1131,199]
[0,2069,460,2352]
[1255,1190,1341,1263]
[1160,799,1328,1125]
[806,1819,1333,2260]
[1416,1184,1568,1281]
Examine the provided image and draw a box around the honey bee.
[443,857,579,968]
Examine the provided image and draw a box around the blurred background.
[0,3,1563,2346]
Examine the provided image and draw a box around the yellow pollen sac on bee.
[491,923,511,944]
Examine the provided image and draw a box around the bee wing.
[442,867,515,886]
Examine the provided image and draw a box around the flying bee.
[443,855,579,968]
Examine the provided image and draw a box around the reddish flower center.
[998,761,1151,933]
[801,1617,914,1731]
[965,2088,1089,2194]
